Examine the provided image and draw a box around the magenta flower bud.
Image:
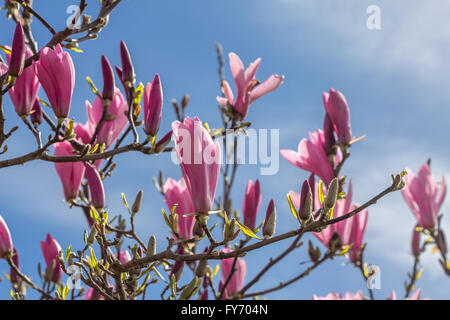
[35,44,75,120]
[216,52,284,120]
[101,55,115,102]
[144,74,163,137]
[154,130,173,153]
[6,47,40,116]
[119,40,135,85]
[8,22,26,77]
[40,234,63,283]
[402,163,446,229]
[172,117,221,214]
[10,248,19,283]
[221,248,246,296]
[243,180,262,230]
[262,199,276,238]
[323,89,353,145]
[0,215,13,259]
[163,178,195,240]
[53,142,86,201]
[84,288,103,300]
[86,88,128,149]
[30,99,42,126]
[281,130,342,186]
[323,113,336,155]
[412,226,421,256]
[84,162,105,210]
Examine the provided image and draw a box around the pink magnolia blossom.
[221,248,246,296]
[86,88,128,149]
[401,163,446,229]
[6,47,40,116]
[35,44,75,120]
[163,178,195,240]
[388,289,422,300]
[313,291,365,300]
[0,215,13,259]
[53,142,85,201]
[323,88,353,145]
[243,180,262,230]
[172,117,221,214]
[281,129,342,185]
[40,234,63,283]
[216,52,284,120]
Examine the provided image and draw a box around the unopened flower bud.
[146,235,156,257]
[262,200,276,238]
[85,163,105,210]
[86,224,98,247]
[223,218,237,242]
[324,178,339,210]
[299,180,313,221]
[8,22,25,77]
[181,94,190,109]
[323,113,336,155]
[131,190,143,215]
[119,41,135,86]
[195,259,208,277]
[101,55,115,102]
[180,276,201,300]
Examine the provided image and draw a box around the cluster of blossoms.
[0,4,448,300]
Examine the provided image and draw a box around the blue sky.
[0,0,449,299]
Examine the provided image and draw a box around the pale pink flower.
[216,52,284,120]
[402,163,446,229]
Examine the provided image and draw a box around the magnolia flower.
[243,180,262,230]
[388,289,422,300]
[6,46,40,116]
[221,248,246,297]
[172,117,221,214]
[313,291,365,300]
[0,215,13,259]
[53,142,85,201]
[163,178,195,240]
[323,88,353,145]
[402,163,446,229]
[35,44,75,120]
[40,234,63,283]
[281,129,342,185]
[216,52,284,120]
[86,88,128,149]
